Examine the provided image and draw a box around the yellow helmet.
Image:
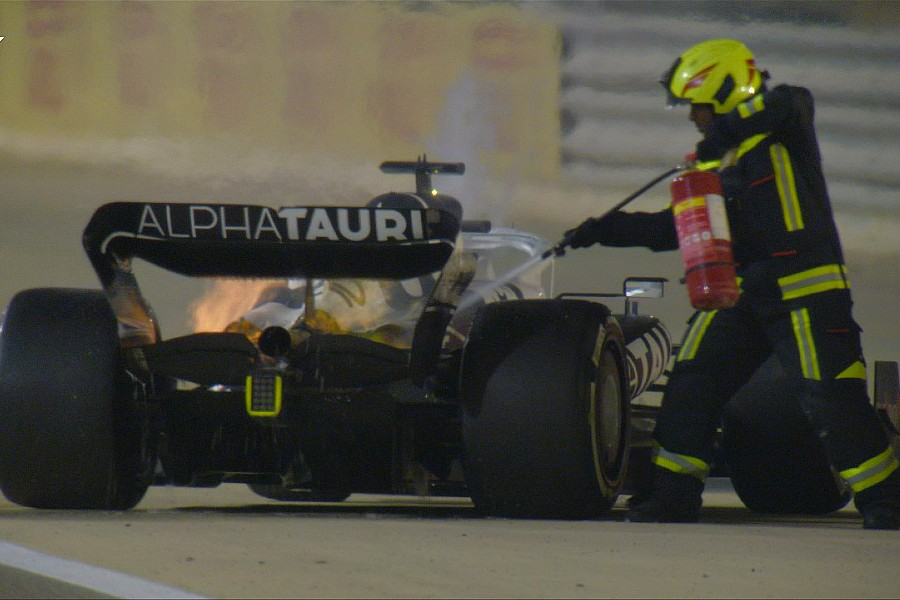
[660,39,766,114]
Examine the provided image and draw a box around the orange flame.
[190,279,279,333]
[188,277,420,349]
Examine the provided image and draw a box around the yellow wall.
[0,1,561,180]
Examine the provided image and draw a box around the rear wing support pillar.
[408,248,477,390]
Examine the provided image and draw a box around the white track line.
[0,541,206,599]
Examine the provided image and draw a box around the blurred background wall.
[547,1,899,216]
[0,1,896,356]
[1,1,896,230]
[0,1,560,180]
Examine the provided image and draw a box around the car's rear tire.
[460,299,629,519]
[0,288,154,509]
[721,356,851,515]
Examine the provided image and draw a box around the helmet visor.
[659,58,690,108]
[663,87,691,108]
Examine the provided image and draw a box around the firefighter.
[565,39,900,529]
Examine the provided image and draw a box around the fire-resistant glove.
[564,212,622,249]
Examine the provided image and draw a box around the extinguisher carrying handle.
[545,163,688,259]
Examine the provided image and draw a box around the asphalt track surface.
[0,154,897,598]
[1,481,898,599]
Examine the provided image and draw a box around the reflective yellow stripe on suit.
[836,360,867,381]
[694,159,721,172]
[652,441,710,481]
[769,143,804,231]
[840,446,900,492]
[778,264,850,300]
[694,133,767,172]
[676,310,717,362]
[737,94,765,118]
[735,133,768,159]
[791,308,821,380]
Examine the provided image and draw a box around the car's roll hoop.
[379,155,465,198]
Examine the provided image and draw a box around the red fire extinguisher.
[670,169,740,311]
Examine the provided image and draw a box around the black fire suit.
[594,84,899,505]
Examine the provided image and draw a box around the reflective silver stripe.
[770,143,804,231]
[779,264,849,300]
[840,446,900,492]
[676,310,716,362]
[791,308,820,380]
[652,443,710,481]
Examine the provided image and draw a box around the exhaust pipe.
[258,326,306,358]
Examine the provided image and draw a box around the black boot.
[854,468,900,530]
[625,468,704,523]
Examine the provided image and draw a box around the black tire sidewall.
[461,299,627,519]
[0,288,149,509]
[721,357,851,515]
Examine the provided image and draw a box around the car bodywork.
[2,158,892,517]
[0,159,673,516]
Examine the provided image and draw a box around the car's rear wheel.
[460,299,629,519]
[0,288,154,509]
[721,356,851,515]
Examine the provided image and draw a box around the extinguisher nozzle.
[548,228,579,258]
[541,242,567,260]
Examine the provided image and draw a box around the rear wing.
[83,157,466,346]
[83,202,460,289]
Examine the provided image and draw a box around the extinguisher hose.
[543,163,688,259]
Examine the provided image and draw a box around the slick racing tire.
[0,288,154,509]
[721,356,851,515]
[461,299,629,519]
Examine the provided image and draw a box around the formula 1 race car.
[0,158,896,518]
